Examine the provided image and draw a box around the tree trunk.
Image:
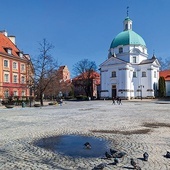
[40,94,44,106]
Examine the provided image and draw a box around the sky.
[1,0,170,77]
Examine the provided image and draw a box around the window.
[111,71,116,77]
[13,75,18,83]
[133,71,137,77]
[14,91,18,96]
[154,71,157,78]
[4,60,9,67]
[119,47,123,53]
[21,64,25,71]
[19,52,23,58]
[4,90,9,98]
[21,76,25,83]
[125,24,128,30]
[22,90,25,96]
[7,48,12,54]
[4,74,9,82]
[142,71,146,77]
[142,47,145,53]
[13,62,18,69]
[133,57,136,63]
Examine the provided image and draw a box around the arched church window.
[154,71,157,78]
[142,71,146,77]
[111,71,116,77]
[119,47,123,53]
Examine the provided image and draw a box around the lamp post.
[29,86,32,107]
[138,85,144,100]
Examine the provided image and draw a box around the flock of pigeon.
[84,142,170,170]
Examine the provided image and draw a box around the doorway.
[112,85,117,98]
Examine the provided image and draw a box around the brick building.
[72,71,100,99]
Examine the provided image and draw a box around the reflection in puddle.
[34,135,110,158]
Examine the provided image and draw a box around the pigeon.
[130,158,137,169]
[110,148,118,155]
[143,152,149,161]
[114,158,119,165]
[92,163,107,170]
[112,151,126,158]
[105,151,112,159]
[84,142,91,149]
[165,151,170,158]
[136,166,142,170]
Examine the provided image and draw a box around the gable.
[99,56,128,68]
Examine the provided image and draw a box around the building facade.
[99,16,160,99]
[72,71,100,99]
[159,70,170,97]
[0,30,33,101]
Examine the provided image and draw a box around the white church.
[99,15,160,100]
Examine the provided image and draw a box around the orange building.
[0,30,33,101]
[72,71,100,99]
[159,70,170,97]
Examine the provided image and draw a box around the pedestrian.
[112,97,115,105]
[116,97,119,104]
[60,98,63,106]
[119,98,122,105]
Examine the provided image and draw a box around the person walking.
[112,97,116,105]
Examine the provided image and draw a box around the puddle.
[34,135,110,158]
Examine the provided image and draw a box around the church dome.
[110,30,146,48]
[110,17,146,48]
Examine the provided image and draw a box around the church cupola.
[123,17,132,31]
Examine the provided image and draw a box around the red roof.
[73,71,100,80]
[159,70,170,81]
[73,71,100,85]
[0,32,20,58]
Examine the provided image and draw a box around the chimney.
[8,35,16,45]
[0,30,8,36]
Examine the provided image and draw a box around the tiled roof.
[73,71,100,80]
[72,71,100,85]
[159,70,170,81]
[0,32,21,58]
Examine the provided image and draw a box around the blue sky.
[1,0,170,77]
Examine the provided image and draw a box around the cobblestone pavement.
[0,100,170,170]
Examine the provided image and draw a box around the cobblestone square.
[0,100,170,170]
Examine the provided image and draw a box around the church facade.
[99,16,160,99]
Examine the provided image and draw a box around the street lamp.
[138,85,144,100]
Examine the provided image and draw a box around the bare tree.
[33,39,59,106]
[158,57,170,70]
[72,59,97,98]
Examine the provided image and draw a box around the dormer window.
[8,49,12,54]
[4,48,12,55]
[18,51,23,58]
